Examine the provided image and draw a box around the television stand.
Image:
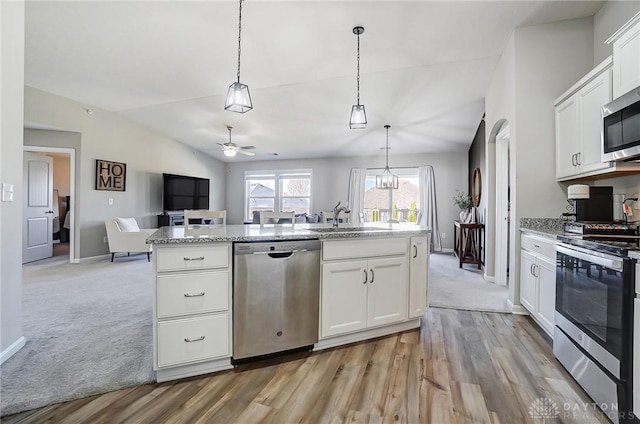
[157,211,185,227]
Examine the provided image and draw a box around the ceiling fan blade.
[238,146,255,150]
[216,142,225,147]
[238,150,255,156]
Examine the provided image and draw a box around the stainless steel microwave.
[602,86,640,161]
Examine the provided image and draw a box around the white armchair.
[105,218,155,262]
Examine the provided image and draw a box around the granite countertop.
[147,223,431,244]
[519,218,566,239]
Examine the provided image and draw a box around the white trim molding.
[508,299,529,315]
[0,336,26,365]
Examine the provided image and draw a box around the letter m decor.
[95,159,126,191]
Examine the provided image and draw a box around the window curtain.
[347,168,366,223]
[419,166,442,252]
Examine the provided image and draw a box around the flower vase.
[459,211,468,222]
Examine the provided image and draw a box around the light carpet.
[429,252,510,313]
[0,254,155,416]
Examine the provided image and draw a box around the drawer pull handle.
[413,245,418,258]
[369,269,375,284]
[184,292,205,298]
[533,244,540,248]
[183,256,205,261]
[363,269,368,284]
[184,336,205,343]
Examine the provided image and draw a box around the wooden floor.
[2,308,609,424]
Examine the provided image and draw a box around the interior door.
[23,152,54,263]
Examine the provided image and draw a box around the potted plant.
[454,191,472,222]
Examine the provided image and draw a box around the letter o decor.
[472,167,481,207]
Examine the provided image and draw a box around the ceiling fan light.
[223,148,237,157]
[349,104,367,129]
[224,82,253,113]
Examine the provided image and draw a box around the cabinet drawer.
[521,233,556,260]
[157,271,229,318]
[157,314,229,368]
[156,245,229,272]
[323,238,406,261]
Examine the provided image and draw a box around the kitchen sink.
[309,227,389,233]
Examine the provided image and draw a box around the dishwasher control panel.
[234,239,321,255]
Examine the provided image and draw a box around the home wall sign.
[95,159,126,191]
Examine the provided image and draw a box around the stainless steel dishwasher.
[233,239,321,362]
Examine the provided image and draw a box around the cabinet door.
[555,96,580,179]
[535,255,556,337]
[409,236,429,318]
[367,257,408,328]
[520,250,537,314]
[320,260,368,338]
[613,20,640,99]
[578,69,612,174]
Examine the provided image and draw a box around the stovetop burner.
[563,221,636,235]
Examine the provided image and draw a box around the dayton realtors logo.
[529,397,560,423]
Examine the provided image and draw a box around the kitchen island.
[147,223,430,382]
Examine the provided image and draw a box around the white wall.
[24,87,227,258]
[594,1,640,65]
[485,18,594,308]
[1,0,25,359]
[226,152,467,250]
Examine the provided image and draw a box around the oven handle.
[556,244,623,271]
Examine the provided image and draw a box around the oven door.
[555,244,633,377]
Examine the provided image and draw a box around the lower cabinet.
[519,233,556,337]
[321,256,407,338]
[409,236,429,318]
[153,244,233,382]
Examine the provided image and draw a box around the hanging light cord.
[236,0,243,83]
[356,30,361,105]
[385,125,390,169]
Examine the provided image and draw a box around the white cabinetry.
[153,243,232,382]
[320,238,411,340]
[609,15,640,99]
[408,236,429,318]
[555,59,613,181]
[519,233,556,337]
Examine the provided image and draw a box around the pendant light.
[376,125,398,189]
[349,26,367,129]
[225,0,252,113]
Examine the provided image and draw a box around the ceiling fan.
[217,126,255,157]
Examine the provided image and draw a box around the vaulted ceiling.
[24,1,604,162]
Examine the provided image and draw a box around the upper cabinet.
[555,58,614,181]
[608,13,640,100]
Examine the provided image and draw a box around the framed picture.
[95,159,126,191]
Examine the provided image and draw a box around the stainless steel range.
[555,231,639,424]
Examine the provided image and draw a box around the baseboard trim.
[0,336,25,365]
[483,274,495,283]
[77,254,110,263]
[440,248,454,253]
[314,319,421,351]
[508,299,529,315]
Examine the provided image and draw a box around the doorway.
[495,126,510,288]
[23,146,76,264]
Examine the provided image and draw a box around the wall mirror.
[472,167,482,207]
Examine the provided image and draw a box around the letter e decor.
[96,159,126,191]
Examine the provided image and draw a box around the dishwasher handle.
[253,248,307,259]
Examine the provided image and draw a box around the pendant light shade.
[376,125,398,189]
[223,148,238,157]
[349,26,367,129]
[225,0,252,113]
[225,82,252,113]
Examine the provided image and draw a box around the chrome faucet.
[333,201,351,227]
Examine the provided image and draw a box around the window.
[245,170,312,221]
[363,168,420,223]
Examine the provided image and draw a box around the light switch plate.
[2,183,14,202]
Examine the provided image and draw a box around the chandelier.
[376,125,398,189]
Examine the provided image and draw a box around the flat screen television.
[162,173,210,212]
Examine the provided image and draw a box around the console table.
[453,221,484,269]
